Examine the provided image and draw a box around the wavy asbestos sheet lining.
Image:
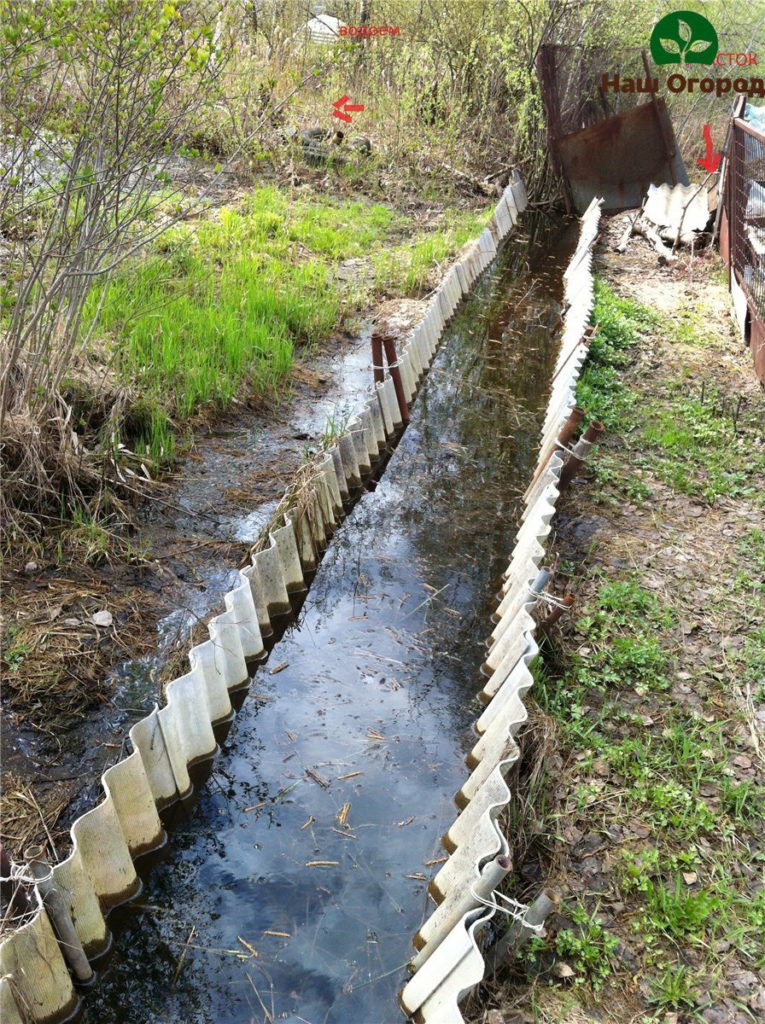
[0,172,528,1024]
[401,197,602,1024]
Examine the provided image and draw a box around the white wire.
[468,884,545,935]
[529,588,572,611]
[0,863,54,886]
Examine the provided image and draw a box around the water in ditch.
[81,214,578,1024]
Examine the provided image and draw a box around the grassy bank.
[78,185,489,464]
[477,261,765,1022]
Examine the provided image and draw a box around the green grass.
[579,281,765,503]
[82,187,489,462]
[374,207,492,295]
[518,279,765,1013]
[549,903,619,992]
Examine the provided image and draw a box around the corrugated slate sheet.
[401,197,602,1024]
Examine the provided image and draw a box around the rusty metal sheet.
[557,99,688,213]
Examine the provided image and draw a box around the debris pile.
[615,182,716,263]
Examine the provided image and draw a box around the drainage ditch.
[79,215,578,1024]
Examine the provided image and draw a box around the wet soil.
[69,216,580,1023]
[0,306,427,853]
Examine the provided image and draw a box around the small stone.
[91,610,113,628]
[682,871,698,885]
[628,819,652,838]
[730,971,758,998]
[732,754,753,769]
[553,961,575,979]
[23,561,38,574]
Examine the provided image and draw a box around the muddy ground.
[469,218,765,1023]
[0,292,426,861]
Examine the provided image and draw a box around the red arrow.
[332,96,365,123]
[697,124,721,173]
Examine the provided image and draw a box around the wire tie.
[469,885,545,934]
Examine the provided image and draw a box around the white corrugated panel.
[401,197,602,1022]
[0,177,524,1023]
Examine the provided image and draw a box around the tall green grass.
[85,187,403,459]
[374,207,492,294]
[84,186,489,462]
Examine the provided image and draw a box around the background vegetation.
[1,0,762,542]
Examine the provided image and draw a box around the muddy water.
[82,216,578,1024]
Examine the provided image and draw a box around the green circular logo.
[650,10,718,65]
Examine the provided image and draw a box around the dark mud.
[78,215,578,1024]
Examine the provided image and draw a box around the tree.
[0,0,227,534]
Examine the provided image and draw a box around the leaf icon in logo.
[688,39,712,53]
[678,18,692,42]
[660,37,681,54]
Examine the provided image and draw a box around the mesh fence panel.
[729,119,765,328]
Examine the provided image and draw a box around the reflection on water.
[83,215,578,1024]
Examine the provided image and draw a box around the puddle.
[81,214,579,1023]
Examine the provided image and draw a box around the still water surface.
[83,215,578,1024]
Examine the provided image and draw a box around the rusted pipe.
[485,889,560,973]
[25,845,94,983]
[371,332,384,386]
[539,593,575,633]
[381,333,410,425]
[0,844,33,919]
[558,419,605,491]
[524,405,585,501]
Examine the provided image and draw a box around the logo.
[650,10,718,65]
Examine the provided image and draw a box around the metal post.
[381,333,410,425]
[484,889,560,974]
[524,404,585,501]
[371,331,384,386]
[25,845,94,983]
[558,419,605,491]
[539,593,575,633]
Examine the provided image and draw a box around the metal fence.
[722,100,765,383]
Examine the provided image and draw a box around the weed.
[648,964,698,1010]
[321,412,352,448]
[553,904,619,990]
[720,778,763,827]
[643,880,720,942]
[2,626,29,672]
